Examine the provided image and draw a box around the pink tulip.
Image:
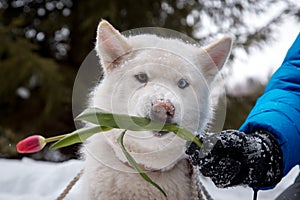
[16,135,46,153]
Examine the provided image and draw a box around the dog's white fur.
[81,20,232,199]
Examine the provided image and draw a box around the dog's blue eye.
[177,79,189,89]
[135,73,148,83]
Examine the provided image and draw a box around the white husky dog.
[81,20,232,199]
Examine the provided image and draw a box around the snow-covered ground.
[0,158,83,200]
[0,157,298,200]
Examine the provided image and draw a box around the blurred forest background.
[1,0,299,161]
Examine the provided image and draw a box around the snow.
[202,166,299,200]
[0,157,298,200]
[0,158,83,200]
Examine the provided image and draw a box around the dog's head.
[89,20,232,170]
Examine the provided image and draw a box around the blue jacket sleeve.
[239,33,300,177]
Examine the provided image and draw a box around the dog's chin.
[153,130,171,138]
[105,129,186,171]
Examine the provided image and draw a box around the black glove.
[186,130,283,188]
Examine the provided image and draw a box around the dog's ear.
[201,37,232,81]
[96,20,131,72]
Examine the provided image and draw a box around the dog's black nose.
[150,100,175,123]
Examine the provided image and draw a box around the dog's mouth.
[153,130,170,137]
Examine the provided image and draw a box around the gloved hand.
[186,130,283,188]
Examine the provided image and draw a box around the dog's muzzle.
[150,99,175,137]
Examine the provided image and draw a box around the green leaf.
[75,107,202,148]
[50,126,111,149]
[75,108,158,131]
[117,130,167,197]
[164,124,203,148]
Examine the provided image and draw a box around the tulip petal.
[16,135,46,153]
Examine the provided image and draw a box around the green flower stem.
[44,134,68,143]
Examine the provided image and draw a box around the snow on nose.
[150,100,175,123]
